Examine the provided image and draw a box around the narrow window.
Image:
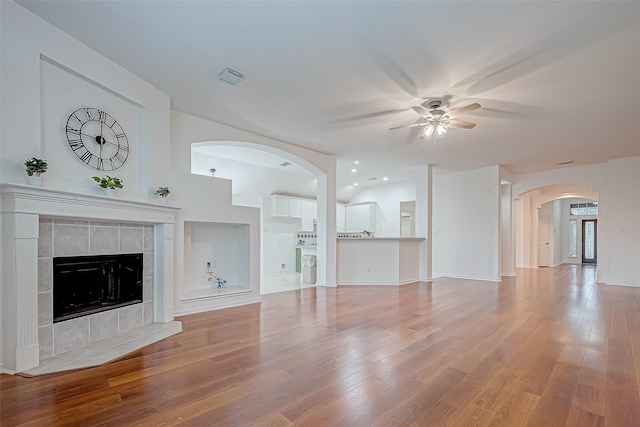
[569,219,577,257]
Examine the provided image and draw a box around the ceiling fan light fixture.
[424,124,435,137]
[435,123,448,138]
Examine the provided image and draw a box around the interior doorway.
[582,219,597,263]
[538,215,549,267]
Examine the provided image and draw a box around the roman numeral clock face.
[65,107,129,170]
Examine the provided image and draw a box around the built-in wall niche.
[183,221,250,299]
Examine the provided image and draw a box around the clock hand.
[99,122,104,158]
[100,138,126,150]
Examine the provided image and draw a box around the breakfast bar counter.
[336,237,425,285]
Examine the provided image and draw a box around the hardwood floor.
[2,264,640,426]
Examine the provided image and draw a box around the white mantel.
[1,183,180,373]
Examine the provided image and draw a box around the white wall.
[348,180,416,237]
[0,2,170,191]
[433,166,500,281]
[192,151,317,199]
[170,171,261,315]
[598,157,640,286]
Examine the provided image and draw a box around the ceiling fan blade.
[411,105,432,118]
[447,120,477,129]
[389,122,427,130]
[447,102,481,118]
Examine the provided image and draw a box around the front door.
[582,219,597,263]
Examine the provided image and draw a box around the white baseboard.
[605,282,640,288]
[174,296,262,317]
[317,282,337,287]
[433,274,501,283]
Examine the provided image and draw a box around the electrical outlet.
[281,263,286,269]
[366,267,370,272]
[206,262,211,268]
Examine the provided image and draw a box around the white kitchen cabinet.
[289,199,302,218]
[271,195,290,217]
[345,202,376,232]
[301,200,315,230]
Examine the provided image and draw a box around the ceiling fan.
[389,100,481,142]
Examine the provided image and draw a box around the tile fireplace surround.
[1,184,180,374]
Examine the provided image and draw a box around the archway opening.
[191,141,325,294]
[515,184,598,269]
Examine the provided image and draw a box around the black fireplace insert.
[53,253,143,323]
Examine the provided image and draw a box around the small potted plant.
[92,175,123,197]
[154,186,170,204]
[361,229,374,238]
[24,157,48,186]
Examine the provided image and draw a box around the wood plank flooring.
[2,264,640,426]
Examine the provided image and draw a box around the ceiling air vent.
[367,177,378,181]
[280,162,291,167]
[218,67,245,85]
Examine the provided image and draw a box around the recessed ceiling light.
[354,160,360,164]
[555,160,573,166]
[351,168,357,173]
[218,67,245,85]
[354,182,358,186]
[382,177,388,181]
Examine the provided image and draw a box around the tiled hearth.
[1,184,181,374]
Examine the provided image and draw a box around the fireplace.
[53,254,143,323]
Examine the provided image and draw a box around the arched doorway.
[190,141,329,293]
[515,184,598,268]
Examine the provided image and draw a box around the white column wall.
[553,200,563,266]
[433,166,500,282]
[599,157,640,286]
[416,165,433,282]
[500,183,515,276]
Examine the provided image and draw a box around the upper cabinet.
[301,200,315,231]
[289,199,302,218]
[270,195,316,231]
[345,202,377,232]
[271,195,290,217]
[271,195,376,233]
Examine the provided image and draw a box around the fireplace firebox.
[53,254,143,323]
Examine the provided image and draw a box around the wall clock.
[65,107,129,170]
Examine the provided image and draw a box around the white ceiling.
[17,1,640,200]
